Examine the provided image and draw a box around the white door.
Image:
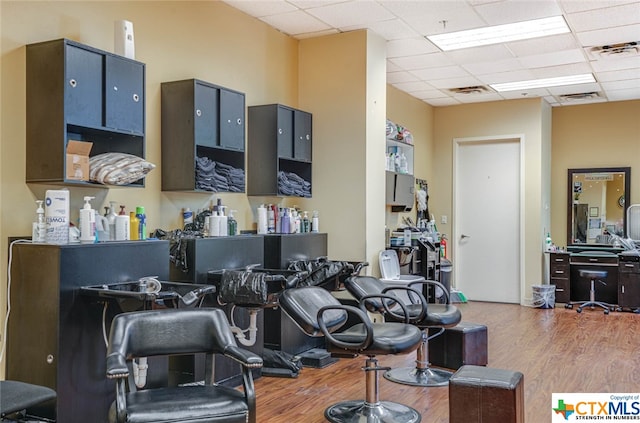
[454,137,521,303]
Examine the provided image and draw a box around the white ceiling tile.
[507,33,580,56]
[411,65,471,80]
[260,10,332,35]
[477,69,538,84]
[475,0,563,25]
[445,44,515,64]
[359,19,421,41]
[288,0,345,9]
[547,82,603,95]
[304,1,395,29]
[531,62,593,78]
[566,3,640,33]
[519,49,587,69]
[413,89,450,100]
[499,88,553,99]
[597,67,640,81]
[424,97,462,106]
[590,55,640,72]
[389,52,455,70]
[462,58,525,75]
[455,92,505,103]
[387,38,440,58]
[559,0,640,14]
[387,71,419,84]
[428,75,485,89]
[392,80,434,92]
[601,78,640,90]
[386,60,403,72]
[606,86,640,100]
[576,23,640,47]
[402,5,486,36]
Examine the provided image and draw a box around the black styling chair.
[106,308,263,423]
[0,380,56,422]
[278,285,424,423]
[344,276,462,387]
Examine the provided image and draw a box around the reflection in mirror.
[567,167,630,245]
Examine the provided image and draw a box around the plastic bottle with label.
[79,196,96,243]
[311,211,319,233]
[136,206,147,240]
[130,211,139,240]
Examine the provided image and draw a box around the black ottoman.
[429,321,487,370]
[449,365,524,423]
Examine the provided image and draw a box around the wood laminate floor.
[253,301,640,423]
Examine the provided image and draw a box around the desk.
[548,251,640,310]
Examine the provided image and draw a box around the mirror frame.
[567,167,631,246]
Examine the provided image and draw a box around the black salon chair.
[106,308,263,423]
[278,285,424,423]
[0,380,56,422]
[566,269,613,314]
[344,276,462,387]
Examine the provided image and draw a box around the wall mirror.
[567,167,630,245]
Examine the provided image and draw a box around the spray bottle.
[136,206,147,240]
[107,201,118,240]
[281,208,290,234]
[80,196,96,243]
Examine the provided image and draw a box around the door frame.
[452,134,526,304]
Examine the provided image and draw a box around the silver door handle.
[461,234,471,239]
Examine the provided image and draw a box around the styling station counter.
[7,240,170,423]
[548,249,640,312]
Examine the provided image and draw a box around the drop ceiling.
[222,0,640,107]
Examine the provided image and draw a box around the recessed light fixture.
[490,74,596,92]
[426,16,570,51]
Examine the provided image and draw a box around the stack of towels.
[196,156,245,192]
[278,171,311,197]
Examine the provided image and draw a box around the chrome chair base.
[325,400,421,423]
[384,366,453,387]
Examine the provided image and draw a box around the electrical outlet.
[441,215,448,224]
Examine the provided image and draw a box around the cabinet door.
[219,89,245,151]
[277,106,294,159]
[293,110,312,161]
[194,83,219,148]
[105,55,144,134]
[65,44,103,128]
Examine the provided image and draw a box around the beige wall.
[385,85,435,231]
[551,100,640,246]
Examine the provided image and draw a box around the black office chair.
[0,380,56,422]
[106,308,263,423]
[278,285,424,423]
[344,276,462,387]
[565,269,613,314]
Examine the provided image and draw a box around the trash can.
[435,258,452,303]
[532,284,555,309]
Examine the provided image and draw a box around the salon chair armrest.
[408,279,451,303]
[224,346,263,369]
[106,352,129,379]
[318,304,374,350]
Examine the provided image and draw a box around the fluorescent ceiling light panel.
[427,16,570,51]
[490,74,596,92]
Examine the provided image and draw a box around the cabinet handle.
[132,93,140,102]
[278,128,283,135]
[47,354,54,364]
[622,286,625,294]
[69,79,77,88]
[624,264,634,268]
[589,258,598,262]
[554,258,564,262]
[306,134,310,140]
[237,118,242,125]
[554,270,564,275]
[556,288,564,292]
[196,109,202,117]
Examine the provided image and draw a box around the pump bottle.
[228,210,238,236]
[80,196,96,243]
[311,211,319,233]
[130,211,139,240]
[33,200,46,242]
[302,211,310,233]
[107,201,118,241]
